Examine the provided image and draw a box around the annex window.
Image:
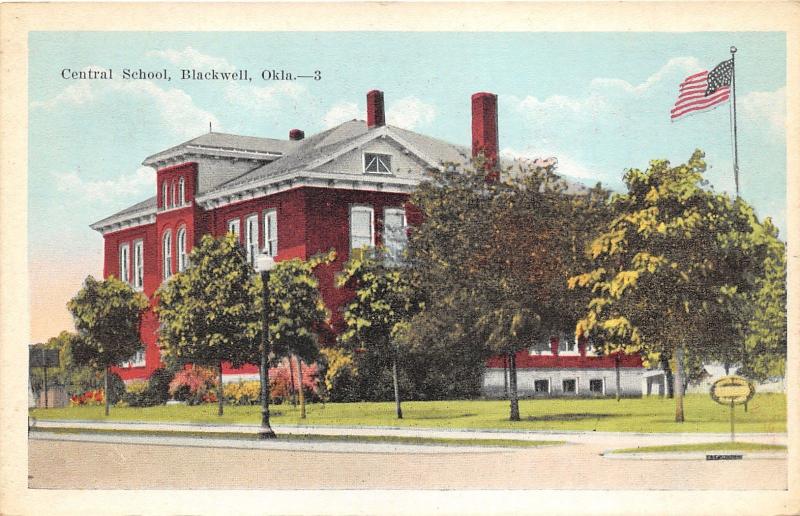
[363,152,392,174]
[162,230,172,280]
[227,219,240,239]
[263,209,278,257]
[244,215,259,266]
[162,181,169,209]
[177,227,187,273]
[529,339,551,356]
[589,379,605,395]
[119,243,130,284]
[562,379,577,394]
[383,207,407,263]
[558,336,579,355]
[133,240,144,290]
[130,349,145,368]
[534,379,550,394]
[350,205,374,250]
[178,177,186,205]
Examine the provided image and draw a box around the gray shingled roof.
[143,131,299,165]
[90,196,157,229]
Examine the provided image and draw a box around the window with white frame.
[133,240,144,290]
[263,209,278,257]
[562,378,577,394]
[383,207,407,262]
[363,152,392,174]
[534,379,550,394]
[244,215,259,266]
[162,181,168,208]
[119,243,130,283]
[350,205,374,250]
[171,180,177,208]
[529,339,551,355]
[227,218,240,239]
[558,335,579,355]
[589,379,605,394]
[162,230,172,280]
[178,177,186,206]
[128,349,145,368]
[177,227,187,272]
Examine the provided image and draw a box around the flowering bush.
[224,381,261,405]
[168,366,218,405]
[70,389,104,406]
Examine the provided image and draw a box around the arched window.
[162,181,168,208]
[177,226,187,272]
[171,180,177,208]
[178,177,186,205]
[162,230,172,280]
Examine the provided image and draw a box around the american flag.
[670,59,733,120]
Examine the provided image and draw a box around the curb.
[601,450,787,461]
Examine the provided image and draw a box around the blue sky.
[28,31,786,341]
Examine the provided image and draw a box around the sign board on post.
[30,348,60,368]
[710,375,755,443]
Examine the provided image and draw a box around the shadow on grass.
[525,413,631,422]
[412,413,479,420]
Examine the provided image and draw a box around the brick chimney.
[367,90,385,128]
[289,128,305,141]
[471,92,499,180]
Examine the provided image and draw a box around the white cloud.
[147,46,235,71]
[739,87,785,138]
[30,66,219,139]
[590,56,703,96]
[323,102,360,128]
[386,97,436,130]
[53,166,156,203]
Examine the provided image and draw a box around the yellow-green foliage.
[223,381,261,405]
[319,347,357,394]
[125,380,148,396]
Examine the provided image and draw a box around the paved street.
[28,432,787,490]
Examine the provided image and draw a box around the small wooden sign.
[710,375,755,405]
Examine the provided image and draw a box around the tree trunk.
[503,354,509,398]
[615,354,621,402]
[661,355,674,398]
[296,356,306,419]
[288,356,297,407]
[392,357,403,419]
[218,361,224,416]
[104,367,109,416]
[674,346,685,423]
[508,352,520,421]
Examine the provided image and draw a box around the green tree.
[407,158,610,420]
[68,276,149,415]
[156,233,257,416]
[29,331,93,396]
[569,150,783,421]
[337,250,422,418]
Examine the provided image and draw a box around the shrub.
[145,367,173,405]
[107,371,126,404]
[168,366,218,405]
[318,348,359,402]
[121,380,150,407]
[224,381,261,405]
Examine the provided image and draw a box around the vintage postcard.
[1,2,798,515]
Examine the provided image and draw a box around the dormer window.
[363,152,392,174]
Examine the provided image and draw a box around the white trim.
[349,204,374,250]
[119,243,130,284]
[244,214,259,265]
[162,181,168,209]
[562,377,578,394]
[171,180,177,209]
[133,239,144,290]
[589,377,606,395]
[178,177,186,205]
[176,226,187,272]
[363,152,392,174]
[263,209,278,257]
[162,230,172,280]
[533,378,550,394]
[227,218,241,239]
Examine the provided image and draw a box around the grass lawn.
[612,441,787,454]
[29,393,786,433]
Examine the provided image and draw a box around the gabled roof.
[89,196,157,232]
[142,131,299,166]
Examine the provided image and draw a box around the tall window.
[133,240,144,290]
[244,215,259,265]
[363,152,392,174]
[350,205,374,250]
[171,180,177,208]
[178,177,186,206]
[383,207,407,263]
[263,209,278,257]
[119,243,130,283]
[227,219,240,239]
[177,227,187,272]
[162,230,172,280]
[162,181,168,208]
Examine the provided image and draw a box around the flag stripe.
[670,62,732,120]
[671,92,730,116]
[671,92,730,119]
[672,87,730,110]
[670,95,731,120]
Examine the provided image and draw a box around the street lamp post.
[255,253,277,439]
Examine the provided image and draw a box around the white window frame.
[534,378,551,394]
[589,378,606,395]
[162,181,168,209]
[244,214,259,266]
[558,335,580,356]
[119,243,130,284]
[178,177,186,206]
[171,180,177,208]
[263,209,278,257]
[363,152,392,174]
[130,349,146,368]
[162,230,172,280]
[227,218,240,239]
[349,205,375,250]
[383,206,407,244]
[176,227,187,273]
[133,239,144,291]
[562,378,578,395]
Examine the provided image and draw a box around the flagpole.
[730,46,740,197]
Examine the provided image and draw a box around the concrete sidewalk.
[29,418,787,448]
